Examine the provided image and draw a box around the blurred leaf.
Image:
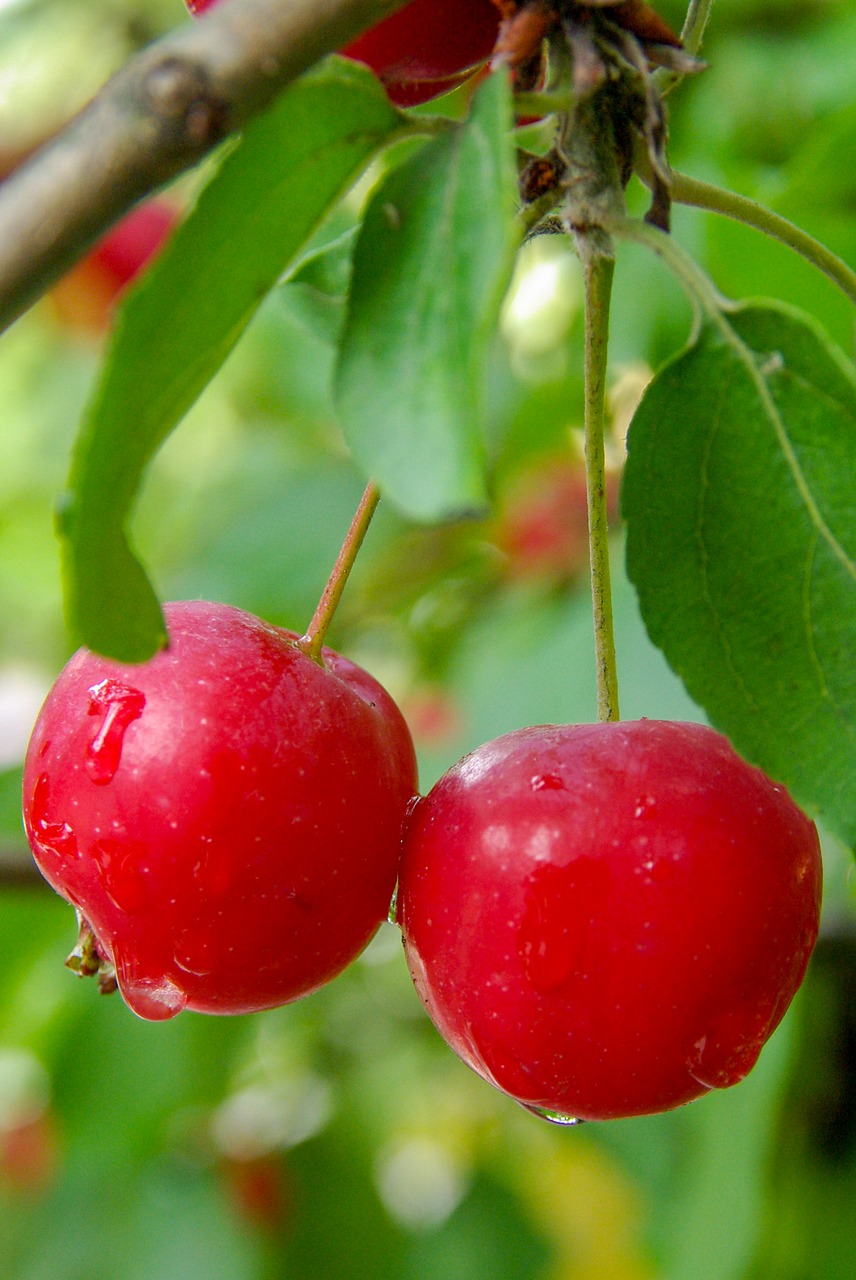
[745,932,856,1280]
[0,766,23,841]
[59,57,401,662]
[278,228,359,347]
[417,539,703,788]
[287,228,359,298]
[282,1121,406,1280]
[335,71,520,522]
[124,1169,261,1280]
[623,300,856,845]
[402,1173,551,1280]
[166,455,369,632]
[779,101,856,213]
[659,1008,796,1280]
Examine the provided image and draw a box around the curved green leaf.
[623,299,856,845]
[335,71,519,522]
[60,57,401,662]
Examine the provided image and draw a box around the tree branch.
[0,846,45,890]
[0,0,406,333]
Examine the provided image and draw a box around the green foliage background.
[0,0,854,1277]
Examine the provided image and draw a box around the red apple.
[24,601,418,1020]
[399,719,822,1121]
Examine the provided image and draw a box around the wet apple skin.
[341,0,499,105]
[399,720,822,1121]
[24,601,418,1019]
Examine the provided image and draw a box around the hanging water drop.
[518,1101,585,1126]
[117,971,188,1021]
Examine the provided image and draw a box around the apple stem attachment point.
[298,481,381,664]
[580,244,620,723]
[65,911,118,995]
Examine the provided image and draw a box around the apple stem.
[580,245,620,723]
[298,481,381,663]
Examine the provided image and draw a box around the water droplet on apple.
[518,1101,584,1126]
[29,773,78,861]
[115,967,187,1021]
[85,680,146,785]
[174,927,216,977]
[97,847,150,915]
[686,1004,772,1089]
[634,794,657,818]
[530,774,565,792]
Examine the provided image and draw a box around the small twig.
[298,482,381,662]
[0,0,406,333]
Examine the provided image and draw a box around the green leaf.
[60,57,401,662]
[623,299,856,846]
[0,766,24,843]
[658,1010,796,1280]
[335,72,520,522]
[279,227,359,347]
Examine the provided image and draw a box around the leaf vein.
[718,322,856,584]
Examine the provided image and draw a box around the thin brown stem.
[298,482,381,662]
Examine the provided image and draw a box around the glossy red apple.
[341,0,499,105]
[23,601,417,1020]
[398,719,822,1121]
[186,0,499,105]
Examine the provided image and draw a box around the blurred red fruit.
[222,1154,293,1233]
[0,1112,59,1196]
[495,454,620,585]
[50,200,176,333]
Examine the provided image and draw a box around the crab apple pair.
[186,0,500,106]
[24,599,820,1120]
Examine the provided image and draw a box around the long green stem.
[669,171,856,308]
[655,0,714,93]
[298,481,380,663]
[580,246,620,723]
[631,138,856,307]
[679,0,715,56]
[606,212,725,322]
[513,90,575,119]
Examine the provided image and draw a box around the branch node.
[141,56,232,151]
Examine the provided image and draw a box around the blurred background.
[0,0,854,1275]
